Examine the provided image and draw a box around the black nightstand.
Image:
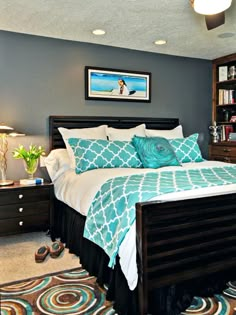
[0,182,54,236]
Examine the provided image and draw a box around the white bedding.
[50,160,236,290]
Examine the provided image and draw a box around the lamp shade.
[194,0,232,15]
[0,124,25,137]
[0,124,14,134]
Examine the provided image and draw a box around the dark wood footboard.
[136,193,236,315]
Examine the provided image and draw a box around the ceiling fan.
[190,0,232,30]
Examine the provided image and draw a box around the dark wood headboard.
[49,116,179,150]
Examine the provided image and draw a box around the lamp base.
[0,179,14,186]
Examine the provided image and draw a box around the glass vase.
[23,159,39,179]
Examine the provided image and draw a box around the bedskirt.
[52,198,235,315]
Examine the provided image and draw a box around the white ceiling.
[0,0,236,60]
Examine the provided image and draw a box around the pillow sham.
[68,138,143,174]
[58,125,108,168]
[106,124,146,141]
[132,136,180,169]
[145,125,184,139]
[44,149,71,181]
[169,133,204,163]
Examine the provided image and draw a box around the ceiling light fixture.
[154,39,167,45]
[193,0,232,15]
[92,29,106,36]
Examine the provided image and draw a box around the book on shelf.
[220,125,234,141]
[218,66,228,82]
[218,89,236,105]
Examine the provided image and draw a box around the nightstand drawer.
[0,187,50,206]
[210,155,236,163]
[210,145,236,157]
[0,213,49,236]
[0,201,49,219]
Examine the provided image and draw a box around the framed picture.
[85,66,151,102]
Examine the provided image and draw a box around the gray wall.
[0,31,212,180]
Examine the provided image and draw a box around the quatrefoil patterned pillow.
[169,133,204,163]
[68,138,143,174]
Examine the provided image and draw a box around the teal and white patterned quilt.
[83,166,236,268]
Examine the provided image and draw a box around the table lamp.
[0,124,25,186]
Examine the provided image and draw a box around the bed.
[48,115,236,315]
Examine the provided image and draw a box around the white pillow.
[106,124,146,141]
[145,125,184,139]
[58,125,108,168]
[44,149,71,182]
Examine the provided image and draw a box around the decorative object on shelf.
[12,144,45,179]
[0,124,24,186]
[230,116,236,123]
[223,109,230,122]
[228,66,236,80]
[209,121,221,143]
[218,66,228,82]
[85,66,151,102]
[228,132,236,141]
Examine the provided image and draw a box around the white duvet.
[51,161,236,290]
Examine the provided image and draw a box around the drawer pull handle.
[18,194,24,199]
[223,149,231,152]
[19,221,24,226]
[19,208,23,213]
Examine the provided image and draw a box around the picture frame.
[85,66,151,102]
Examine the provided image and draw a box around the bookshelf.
[209,53,236,162]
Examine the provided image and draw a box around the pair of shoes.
[35,241,65,263]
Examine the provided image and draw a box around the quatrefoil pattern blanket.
[84,166,236,267]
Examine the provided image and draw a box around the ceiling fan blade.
[205,12,225,30]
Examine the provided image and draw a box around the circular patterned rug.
[181,281,236,315]
[0,267,115,315]
[2,268,236,314]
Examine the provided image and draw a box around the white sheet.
[51,161,236,290]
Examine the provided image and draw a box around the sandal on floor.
[35,245,50,263]
[50,241,65,258]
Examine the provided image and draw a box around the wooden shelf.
[212,54,236,157]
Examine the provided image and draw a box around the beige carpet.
[0,231,81,284]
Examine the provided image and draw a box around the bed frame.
[49,115,236,315]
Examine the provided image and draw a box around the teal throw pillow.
[68,138,143,174]
[132,136,180,168]
[169,133,204,163]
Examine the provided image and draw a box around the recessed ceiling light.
[154,39,167,45]
[92,29,106,36]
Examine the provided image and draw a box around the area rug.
[0,267,116,314]
[1,268,236,315]
[181,281,236,315]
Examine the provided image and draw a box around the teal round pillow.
[132,136,180,168]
